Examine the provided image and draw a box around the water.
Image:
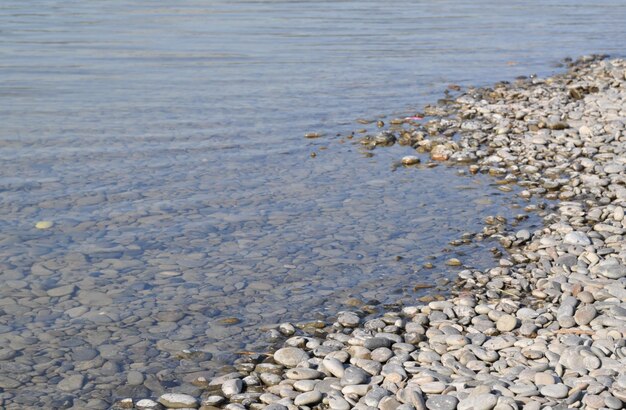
[1,0,625,407]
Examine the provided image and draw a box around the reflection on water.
[1,0,625,407]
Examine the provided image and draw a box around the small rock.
[293,390,322,406]
[58,374,85,392]
[337,311,360,327]
[574,305,597,326]
[496,314,518,332]
[273,347,309,367]
[158,393,199,408]
[563,231,591,246]
[540,383,568,399]
[458,393,497,410]
[35,220,54,229]
[136,399,160,410]
[426,394,459,410]
[402,155,421,165]
[222,378,243,397]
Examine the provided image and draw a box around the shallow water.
[1,0,626,407]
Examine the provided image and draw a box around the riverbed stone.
[273,347,308,367]
[158,393,198,408]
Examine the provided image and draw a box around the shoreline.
[121,56,625,410]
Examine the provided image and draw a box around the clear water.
[1,0,625,407]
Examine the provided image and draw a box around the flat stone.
[136,399,160,409]
[402,155,421,165]
[563,231,591,246]
[0,375,22,389]
[58,374,85,392]
[592,259,626,279]
[158,393,199,408]
[273,347,308,367]
[337,311,360,327]
[540,383,568,399]
[364,337,392,349]
[328,395,351,410]
[420,382,446,394]
[426,394,459,410]
[534,372,557,385]
[574,305,597,325]
[496,314,518,332]
[293,390,322,406]
[127,370,145,386]
[458,393,498,410]
[222,378,243,397]
[285,368,324,380]
[323,357,345,378]
[47,284,77,297]
[340,366,369,385]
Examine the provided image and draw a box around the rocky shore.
[118,56,626,410]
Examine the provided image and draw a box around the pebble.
[273,347,309,367]
[222,378,243,397]
[458,393,498,410]
[35,220,54,229]
[540,383,569,399]
[574,305,597,325]
[426,394,459,410]
[338,311,360,327]
[293,390,322,406]
[402,155,421,165]
[496,314,518,332]
[158,393,199,408]
[57,374,85,392]
[563,231,591,246]
[136,399,160,410]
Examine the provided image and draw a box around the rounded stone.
[534,372,556,385]
[426,394,459,410]
[402,155,421,165]
[35,220,54,229]
[127,370,145,386]
[273,347,309,367]
[592,260,626,279]
[574,305,597,326]
[285,368,324,380]
[540,383,568,399]
[58,374,85,392]
[337,311,360,327]
[158,393,199,409]
[322,357,345,378]
[222,378,243,397]
[293,390,322,406]
[458,393,497,410]
[563,231,591,246]
[136,399,160,410]
[496,314,518,332]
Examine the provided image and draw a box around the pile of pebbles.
[119,56,626,410]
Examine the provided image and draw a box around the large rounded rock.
[273,347,309,367]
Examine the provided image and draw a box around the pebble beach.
[113,56,626,410]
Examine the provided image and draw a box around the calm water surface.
[1,0,626,407]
